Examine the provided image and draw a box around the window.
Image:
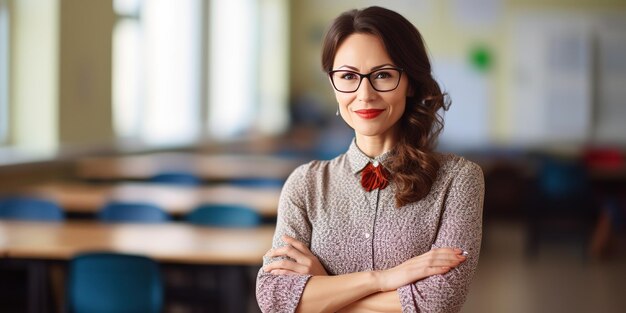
[112,0,289,145]
[113,0,202,146]
[0,0,9,144]
[207,0,258,138]
[208,0,289,139]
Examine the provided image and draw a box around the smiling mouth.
[354,109,385,119]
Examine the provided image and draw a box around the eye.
[340,72,358,80]
[374,71,393,79]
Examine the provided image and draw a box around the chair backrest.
[67,252,163,313]
[537,156,588,199]
[186,204,261,228]
[149,172,202,186]
[99,201,170,223]
[0,196,64,221]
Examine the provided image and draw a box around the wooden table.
[25,182,281,218]
[75,152,302,181]
[0,220,275,313]
[0,221,275,265]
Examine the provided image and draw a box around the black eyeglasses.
[328,67,403,93]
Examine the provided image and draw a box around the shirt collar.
[346,138,394,175]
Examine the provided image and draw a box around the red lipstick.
[354,109,385,119]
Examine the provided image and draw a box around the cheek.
[388,94,407,114]
[335,93,354,107]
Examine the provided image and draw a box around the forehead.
[333,33,393,70]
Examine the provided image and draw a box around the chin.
[354,127,385,137]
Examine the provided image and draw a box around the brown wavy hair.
[321,6,450,207]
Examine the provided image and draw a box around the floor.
[462,220,626,313]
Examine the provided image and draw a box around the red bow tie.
[361,161,390,192]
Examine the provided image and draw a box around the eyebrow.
[336,63,396,72]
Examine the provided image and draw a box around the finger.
[427,266,452,276]
[419,258,463,270]
[431,249,469,262]
[269,244,304,258]
[282,235,313,255]
[413,254,465,269]
[264,259,301,272]
[266,245,309,263]
[263,259,308,274]
[433,252,468,264]
[415,251,464,266]
[433,251,467,262]
[429,248,466,258]
[430,247,464,255]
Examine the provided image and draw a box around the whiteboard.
[509,12,593,145]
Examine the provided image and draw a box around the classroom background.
[1,0,625,312]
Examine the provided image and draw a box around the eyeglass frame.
[327,67,404,93]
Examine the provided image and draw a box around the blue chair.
[0,196,64,221]
[149,172,202,186]
[186,204,261,228]
[525,155,597,257]
[67,252,163,313]
[0,197,64,312]
[184,204,260,311]
[228,177,285,188]
[99,201,170,223]
[538,157,588,199]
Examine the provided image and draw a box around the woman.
[257,6,484,313]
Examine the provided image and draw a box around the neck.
[355,132,398,158]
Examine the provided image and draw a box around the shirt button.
[364,233,370,239]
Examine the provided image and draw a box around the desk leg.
[218,266,249,313]
[26,261,49,313]
[0,260,28,312]
[23,260,63,313]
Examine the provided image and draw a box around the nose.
[357,77,376,102]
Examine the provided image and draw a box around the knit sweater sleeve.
[398,160,484,313]
[256,163,314,313]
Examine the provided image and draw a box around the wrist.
[371,270,386,292]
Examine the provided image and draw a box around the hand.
[376,248,467,292]
[263,235,328,276]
